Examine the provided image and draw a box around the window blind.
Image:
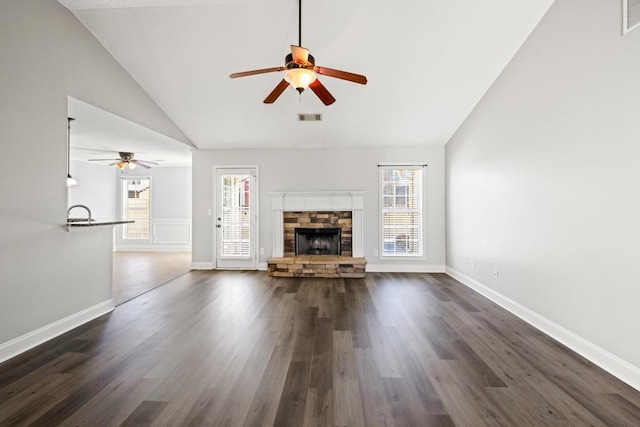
[122,178,150,240]
[380,168,423,256]
[220,174,251,258]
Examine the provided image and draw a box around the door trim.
[213,165,259,270]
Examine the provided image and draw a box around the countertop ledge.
[66,220,134,228]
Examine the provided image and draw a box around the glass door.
[215,168,257,269]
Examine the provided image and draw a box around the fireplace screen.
[295,228,341,255]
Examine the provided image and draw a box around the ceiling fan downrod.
[298,0,302,47]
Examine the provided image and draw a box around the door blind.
[220,174,251,257]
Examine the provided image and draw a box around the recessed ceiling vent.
[624,0,640,34]
[298,113,322,122]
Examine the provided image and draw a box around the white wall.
[68,160,117,221]
[115,166,192,251]
[192,147,445,271]
[446,0,640,387]
[0,0,191,361]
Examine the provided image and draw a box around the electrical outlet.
[373,249,379,257]
[493,269,499,280]
[470,259,475,269]
[259,248,265,255]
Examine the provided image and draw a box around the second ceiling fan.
[229,0,367,105]
[89,152,158,170]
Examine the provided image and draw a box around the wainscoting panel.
[153,222,191,245]
[115,219,191,251]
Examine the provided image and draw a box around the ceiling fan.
[88,152,158,170]
[229,0,367,105]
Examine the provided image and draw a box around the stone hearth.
[268,255,366,278]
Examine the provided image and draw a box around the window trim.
[378,165,426,260]
[119,175,152,242]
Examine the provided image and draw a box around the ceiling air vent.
[298,113,322,122]
[624,0,640,34]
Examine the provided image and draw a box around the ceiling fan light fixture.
[284,68,316,93]
[128,162,136,170]
[116,161,126,170]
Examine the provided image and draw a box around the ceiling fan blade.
[291,45,309,63]
[134,161,152,169]
[315,66,367,85]
[108,162,118,167]
[309,79,336,106]
[136,159,159,165]
[230,66,285,79]
[88,158,120,161]
[264,79,290,104]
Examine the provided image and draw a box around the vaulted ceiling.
[59,0,555,151]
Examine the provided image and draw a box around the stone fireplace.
[268,191,367,278]
[283,211,352,256]
[270,191,365,258]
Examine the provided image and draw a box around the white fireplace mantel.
[270,191,366,258]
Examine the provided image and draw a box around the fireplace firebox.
[295,228,341,255]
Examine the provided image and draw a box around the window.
[380,167,423,257]
[121,177,150,240]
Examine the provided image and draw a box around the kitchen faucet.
[67,204,92,222]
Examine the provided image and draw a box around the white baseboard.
[0,299,114,364]
[446,267,640,392]
[191,262,214,270]
[366,264,446,273]
[115,245,191,252]
[191,263,267,271]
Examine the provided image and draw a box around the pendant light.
[67,117,78,187]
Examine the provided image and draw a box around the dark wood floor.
[112,251,191,305]
[1,271,639,426]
